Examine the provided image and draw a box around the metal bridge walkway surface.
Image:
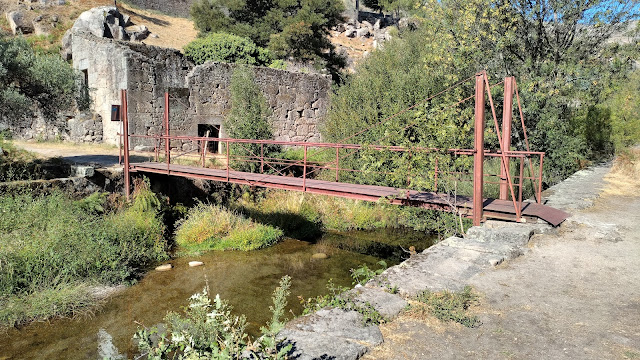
[129,162,569,226]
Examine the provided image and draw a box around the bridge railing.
[119,73,546,225]
[119,131,544,223]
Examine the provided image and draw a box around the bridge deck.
[130,162,569,226]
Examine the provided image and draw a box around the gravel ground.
[364,165,640,360]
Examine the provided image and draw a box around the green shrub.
[183,32,272,66]
[605,70,640,151]
[323,0,639,188]
[174,202,283,252]
[135,276,293,359]
[190,0,345,76]
[1,34,78,122]
[234,190,400,239]
[0,188,168,328]
[224,66,278,172]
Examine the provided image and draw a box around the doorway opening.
[198,124,220,153]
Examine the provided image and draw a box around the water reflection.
[0,229,434,359]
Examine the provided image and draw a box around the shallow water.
[0,229,434,359]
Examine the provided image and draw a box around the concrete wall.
[71,31,331,148]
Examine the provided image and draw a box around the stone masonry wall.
[185,62,331,146]
[123,42,194,149]
[71,32,330,148]
[72,30,130,144]
[0,107,102,143]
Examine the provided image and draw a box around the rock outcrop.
[6,11,33,35]
[61,6,150,60]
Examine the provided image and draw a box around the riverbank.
[0,182,168,329]
[277,158,640,359]
[366,161,640,359]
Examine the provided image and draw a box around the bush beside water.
[0,188,168,328]
[235,190,468,240]
[175,203,284,253]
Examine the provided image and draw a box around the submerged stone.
[155,264,172,271]
[188,261,204,267]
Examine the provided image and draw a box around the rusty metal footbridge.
[119,72,569,227]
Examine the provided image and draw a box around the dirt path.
[364,166,640,360]
[12,141,152,167]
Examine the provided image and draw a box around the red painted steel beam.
[473,73,486,226]
[499,77,514,200]
[164,92,170,171]
[122,89,131,200]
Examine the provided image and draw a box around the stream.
[0,228,435,359]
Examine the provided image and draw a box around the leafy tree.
[224,66,278,172]
[488,0,639,182]
[0,34,77,123]
[324,0,640,188]
[604,70,640,151]
[190,0,346,76]
[183,32,272,66]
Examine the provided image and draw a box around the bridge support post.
[499,77,515,200]
[473,73,486,226]
[121,89,131,201]
[164,92,170,171]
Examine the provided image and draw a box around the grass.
[174,203,284,254]
[0,283,96,328]
[413,286,481,328]
[158,154,226,169]
[0,185,168,329]
[0,137,69,182]
[603,147,640,196]
[231,189,469,241]
[234,190,401,240]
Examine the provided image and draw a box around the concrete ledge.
[348,286,408,320]
[279,221,540,359]
[279,308,383,359]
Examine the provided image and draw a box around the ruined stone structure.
[71,31,331,150]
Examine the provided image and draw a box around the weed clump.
[414,286,481,328]
[174,202,283,253]
[235,190,400,239]
[135,276,293,359]
[298,279,385,326]
[0,185,168,328]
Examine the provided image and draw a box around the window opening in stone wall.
[198,124,220,153]
[81,69,88,86]
[111,105,121,121]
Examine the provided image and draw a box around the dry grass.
[329,30,375,71]
[603,148,640,197]
[0,0,196,51]
[117,2,198,50]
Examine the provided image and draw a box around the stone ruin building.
[70,28,330,152]
[2,6,331,151]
